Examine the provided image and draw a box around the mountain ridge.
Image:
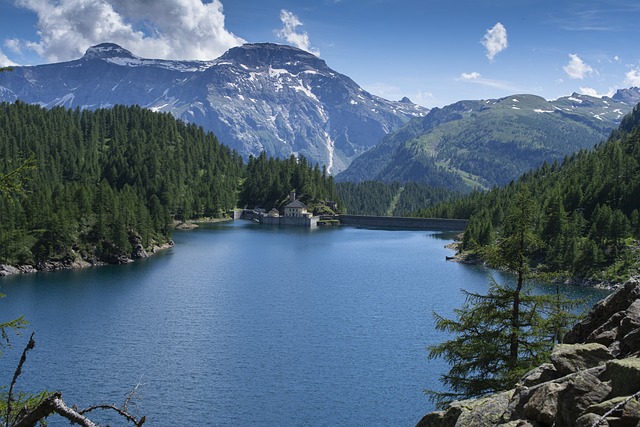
[337,90,640,187]
[0,42,428,174]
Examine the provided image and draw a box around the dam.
[336,215,468,231]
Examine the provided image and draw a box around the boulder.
[565,278,640,344]
[574,412,609,427]
[606,357,640,398]
[523,382,566,425]
[518,363,560,387]
[555,370,612,426]
[453,390,513,426]
[550,343,614,376]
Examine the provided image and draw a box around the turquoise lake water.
[0,221,608,426]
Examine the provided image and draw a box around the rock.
[523,382,566,425]
[556,370,612,426]
[131,243,149,259]
[606,358,640,398]
[416,391,513,427]
[565,278,640,344]
[415,406,462,427]
[518,363,560,387]
[588,312,624,346]
[550,343,614,376]
[453,390,513,426]
[0,264,20,276]
[583,395,640,425]
[622,328,640,354]
[575,412,609,427]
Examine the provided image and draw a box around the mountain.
[0,42,427,174]
[337,90,640,188]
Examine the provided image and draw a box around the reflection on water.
[0,221,608,426]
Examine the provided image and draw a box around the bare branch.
[590,390,640,427]
[6,333,35,427]
[12,392,98,427]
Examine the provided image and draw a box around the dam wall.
[337,215,468,231]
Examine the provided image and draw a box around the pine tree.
[426,188,573,407]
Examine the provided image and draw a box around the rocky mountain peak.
[612,86,640,104]
[217,43,328,72]
[82,43,138,60]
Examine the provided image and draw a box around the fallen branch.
[5,333,35,427]
[591,389,640,427]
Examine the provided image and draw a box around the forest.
[336,181,457,216]
[0,102,339,267]
[416,103,640,282]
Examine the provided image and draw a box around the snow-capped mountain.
[337,91,640,188]
[0,42,428,174]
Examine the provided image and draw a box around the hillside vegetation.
[417,103,640,283]
[339,92,640,189]
[0,102,339,268]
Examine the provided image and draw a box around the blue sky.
[1,0,640,108]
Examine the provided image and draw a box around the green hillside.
[338,92,638,189]
[0,102,339,268]
[417,102,640,282]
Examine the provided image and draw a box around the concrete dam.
[336,215,468,231]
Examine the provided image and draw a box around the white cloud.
[579,87,615,98]
[563,53,594,79]
[461,72,481,80]
[614,55,620,62]
[481,22,508,62]
[0,49,18,67]
[276,9,319,56]
[11,0,245,62]
[625,69,640,87]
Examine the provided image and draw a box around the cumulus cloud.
[11,0,245,62]
[625,69,640,87]
[579,87,615,98]
[481,22,508,61]
[563,54,594,79]
[461,72,481,80]
[0,49,18,67]
[276,9,319,56]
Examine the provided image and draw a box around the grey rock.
[551,343,614,376]
[523,382,567,425]
[519,363,561,387]
[606,358,640,398]
[556,370,612,426]
[566,279,640,344]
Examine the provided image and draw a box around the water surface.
[0,221,608,425]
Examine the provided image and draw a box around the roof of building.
[284,200,307,209]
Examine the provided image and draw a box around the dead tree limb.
[5,333,35,427]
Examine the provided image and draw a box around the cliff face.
[418,277,640,427]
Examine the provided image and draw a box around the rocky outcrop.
[417,277,640,427]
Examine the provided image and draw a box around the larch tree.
[426,187,578,407]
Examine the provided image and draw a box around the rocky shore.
[417,276,640,427]
[0,240,173,277]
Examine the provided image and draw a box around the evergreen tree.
[426,188,575,407]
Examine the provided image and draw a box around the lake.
[0,221,608,426]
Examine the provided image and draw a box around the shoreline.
[174,217,232,230]
[0,216,233,278]
[444,241,621,291]
[0,241,174,278]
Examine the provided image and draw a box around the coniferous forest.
[416,103,640,282]
[0,102,339,267]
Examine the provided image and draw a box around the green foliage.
[239,153,340,211]
[339,95,621,189]
[0,102,244,265]
[417,103,640,282]
[427,188,579,407]
[427,279,554,406]
[336,181,457,216]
